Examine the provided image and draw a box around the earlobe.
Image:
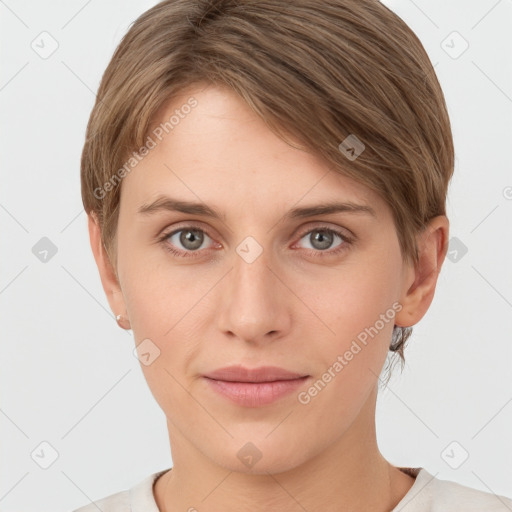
[394,215,449,328]
[115,314,132,331]
[87,212,130,329]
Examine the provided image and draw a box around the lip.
[203,365,308,382]
[202,365,310,407]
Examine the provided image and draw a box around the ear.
[394,215,449,328]
[88,212,130,329]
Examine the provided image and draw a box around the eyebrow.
[137,196,376,220]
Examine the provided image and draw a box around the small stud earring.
[116,314,131,330]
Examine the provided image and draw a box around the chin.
[209,439,310,476]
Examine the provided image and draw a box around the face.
[95,83,433,474]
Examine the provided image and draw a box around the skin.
[89,82,449,512]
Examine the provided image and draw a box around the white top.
[71,467,512,511]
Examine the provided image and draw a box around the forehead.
[119,83,387,220]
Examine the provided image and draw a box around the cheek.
[118,250,211,396]
[322,259,400,331]
[118,239,199,331]
[124,277,197,415]
[309,253,401,373]
[296,273,399,423]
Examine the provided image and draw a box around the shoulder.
[397,467,512,512]
[71,488,129,512]
[70,469,170,512]
[430,473,512,511]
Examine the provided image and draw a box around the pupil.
[182,230,203,250]
[313,230,332,250]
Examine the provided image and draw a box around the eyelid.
[158,220,215,240]
[158,221,353,242]
[294,221,355,241]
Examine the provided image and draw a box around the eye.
[158,226,216,258]
[158,224,353,259]
[295,226,352,256]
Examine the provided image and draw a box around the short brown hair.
[80,0,454,371]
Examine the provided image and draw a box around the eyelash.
[157,224,354,259]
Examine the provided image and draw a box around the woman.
[74,0,512,510]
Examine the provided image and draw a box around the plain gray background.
[1,0,511,510]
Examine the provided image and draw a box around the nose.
[216,242,292,344]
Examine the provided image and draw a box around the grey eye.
[169,229,210,251]
[298,229,344,251]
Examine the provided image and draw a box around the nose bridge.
[231,239,277,313]
[218,237,289,341]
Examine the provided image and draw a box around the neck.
[154,386,416,512]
